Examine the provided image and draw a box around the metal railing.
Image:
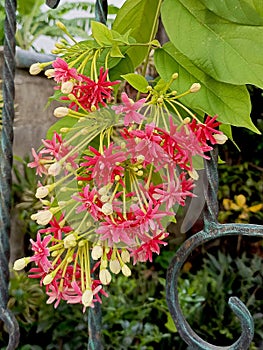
[1,0,262,349]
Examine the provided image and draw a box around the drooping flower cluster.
[14,56,227,311]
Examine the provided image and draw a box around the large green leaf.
[154,42,259,133]
[113,0,162,67]
[161,0,263,88]
[199,0,263,25]
[17,0,44,16]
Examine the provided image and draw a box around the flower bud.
[82,289,93,307]
[99,269,112,285]
[101,202,113,216]
[91,245,103,260]
[213,133,228,145]
[31,210,53,225]
[45,69,55,78]
[54,107,69,118]
[64,234,77,249]
[29,63,42,75]
[56,21,67,31]
[61,81,74,94]
[121,250,130,263]
[188,168,199,180]
[35,186,49,199]
[121,264,131,277]
[43,273,54,285]
[48,162,62,176]
[13,257,30,271]
[190,83,201,93]
[109,259,121,274]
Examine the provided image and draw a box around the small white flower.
[54,107,69,118]
[48,162,62,176]
[13,257,30,271]
[99,269,112,285]
[29,62,42,75]
[190,83,201,93]
[63,234,77,249]
[101,202,113,216]
[82,290,93,307]
[91,245,103,260]
[31,210,53,225]
[121,264,131,277]
[109,259,121,274]
[213,133,228,145]
[61,81,74,94]
[35,186,49,199]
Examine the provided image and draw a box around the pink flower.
[81,144,126,186]
[52,58,80,83]
[154,173,195,210]
[188,115,222,145]
[131,232,168,264]
[73,185,102,220]
[30,232,52,272]
[28,148,51,177]
[96,217,138,246]
[112,92,146,126]
[39,215,72,240]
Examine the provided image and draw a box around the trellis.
[1,0,262,349]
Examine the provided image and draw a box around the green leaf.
[91,21,113,46]
[17,0,44,16]
[46,116,77,139]
[161,0,263,88]
[121,73,149,93]
[199,0,263,25]
[113,0,162,67]
[110,45,125,58]
[109,55,134,82]
[165,313,177,333]
[154,43,259,133]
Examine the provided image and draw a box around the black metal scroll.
[166,148,262,349]
[0,0,20,349]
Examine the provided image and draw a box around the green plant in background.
[218,163,263,224]
[0,0,119,51]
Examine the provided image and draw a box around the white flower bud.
[188,168,199,180]
[91,245,103,260]
[31,210,53,225]
[48,162,62,176]
[43,273,54,285]
[190,83,201,93]
[101,202,113,216]
[63,234,77,249]
[100,195,109,203]
[99,269,112,285]
[35,186,49,199]
[13,257,30,271]
[109,259,121,274]
[29,62,42,75]
[121,264,131,277]
[121,250,130,263]
[137,155,145,163]
[54,107,69,118]
[213,133,228,145]
[45,68,55,78]
[82,289,93,307]
[61,81,74,94]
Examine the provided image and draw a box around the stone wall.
[0,47,58,160]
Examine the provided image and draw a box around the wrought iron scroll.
[0,0,20,349]
[166,147,262,349]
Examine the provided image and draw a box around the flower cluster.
[14,57,227,311]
